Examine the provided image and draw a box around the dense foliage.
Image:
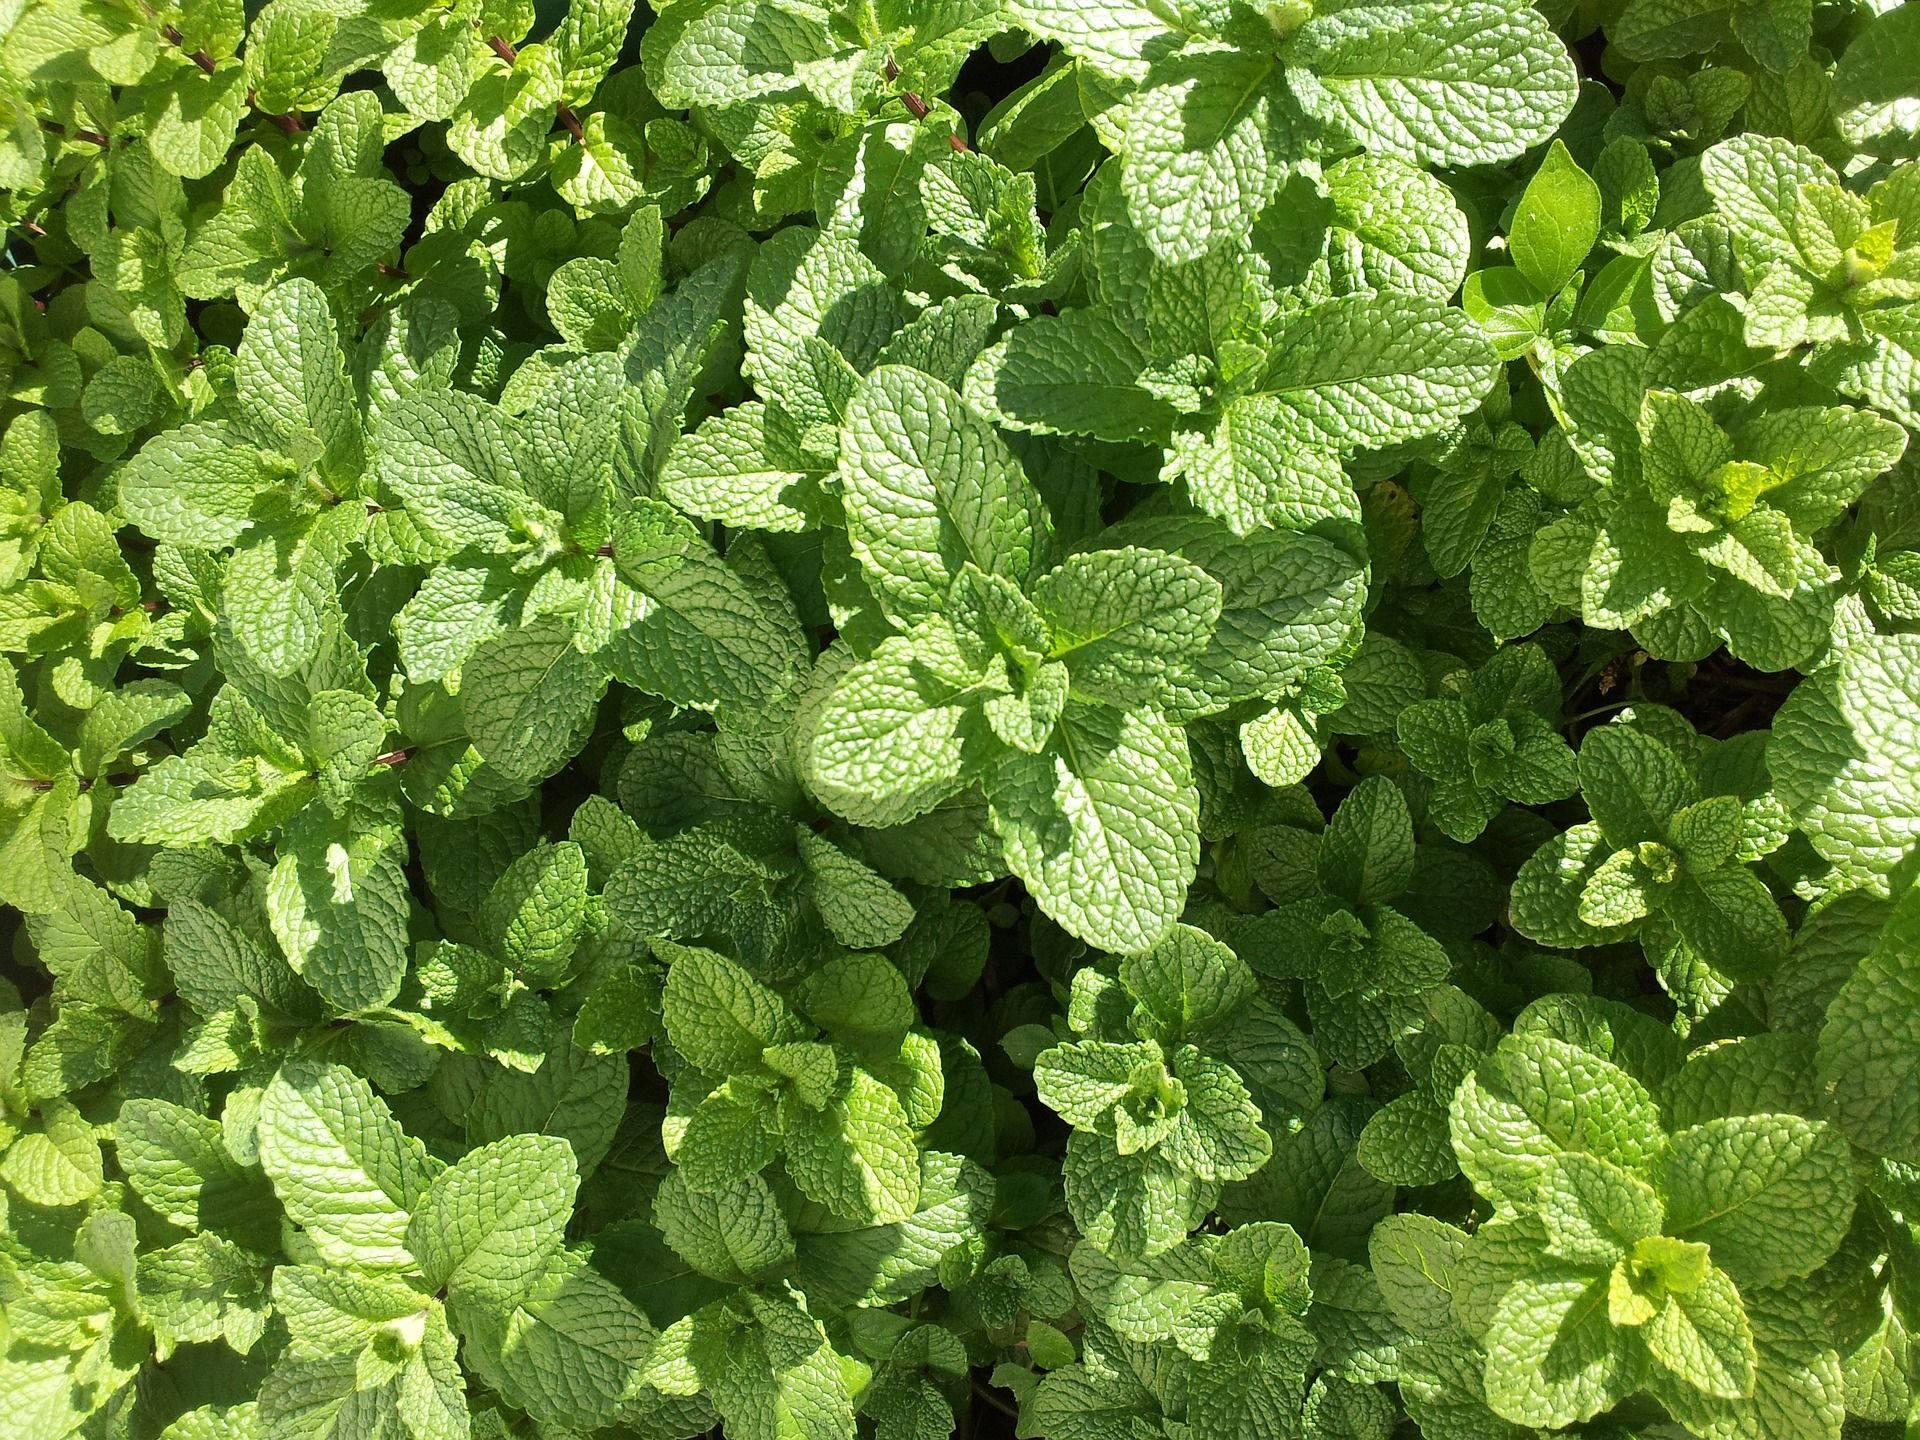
[2,1,1919,1438]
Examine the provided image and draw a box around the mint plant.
[3,4,1918,1440]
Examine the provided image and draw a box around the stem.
[42,120,110,147]
[248,92,306,135]
[372,749,412,768]
[1563,700,1632,726]
[486,33,518,64]
[1713,693,1769,739]
[557,103,585,142]
[969,1378,1018,1421]
[162,25,303,129]
[161,26,217,73]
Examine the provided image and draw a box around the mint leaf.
[407,1133,577,1308]
[257,1061,437,1269]
[988,703,1200,954]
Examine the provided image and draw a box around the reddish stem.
[249,93,305,135]
[163,25,303,129]
[162,27,217,73]
[43,120,110,147]
[557,104,585,142]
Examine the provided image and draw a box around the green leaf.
[660,941,809,1076]
[1659,1113,1854,1288]
[1,1099,103,1206]
[1833,3,1920,145]
[987,702,1200,954]
[793,1149,995,1306]
[797,833,916,950]
[582,501,804,717]
[1117,49,1285,265]
[1034,1039,1161,1130]
[406,1134,578,1310]
[656,1170,793,1282]
[117,422,287,549]
[964,306,1177,445]
[1771,634,1920,892]
[1642,1265,1755,1400]
[1287,0,1578,169]
[464,1249,654,1431]
[641,0,839,109]
[1256,293,1501,458]
[116,1099,279,1246]
[1482,1271,1646,1427]
[1578,724,1693,850]
[1062,1131,1207,1260]
[1324,153,1473,300]
[265,807,412,1014]
[1121,923,1256,1045]
[1450,1033,1665,1211]
[1818,888,1920,1163]
[783,1064,922,1224]
[257,1061,438,1268]
[1536,1152,1664,1268]
[376,390,539,555]
[237,278,362,482]
[482,842,589,988]
[1699,134,1834,270]
[1318,776,1415,907]
[1510,140,1601,297]
[809,630,985,829]
[1159,1047,1271,1181]
[838,365,1050,627]
[660,402,824,532]
[1032,547,1223,708]
[461,617,608,783]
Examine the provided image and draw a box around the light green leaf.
[265,808,412,1014]
[1449,1033,1665,1211]
[1660,1113,1854,1288]
[783,1064,922,1225]
[660,941,809,1076]
[1510,140,1600,297]
[461,617,608,783]
[1483,1271,1646,1427]
[1033,547,1223,708]
[1818,888,1920,1163]
[1255,293,1500,456]
[257,1061,437,1269]
[406,1133,578,1309]
[1117,49,1284,265]
[838,365,1050,626]
[1771,634,1920,892]
[1288,0,1577,169]
[987,703,1200,954]
[581,501,804,716]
